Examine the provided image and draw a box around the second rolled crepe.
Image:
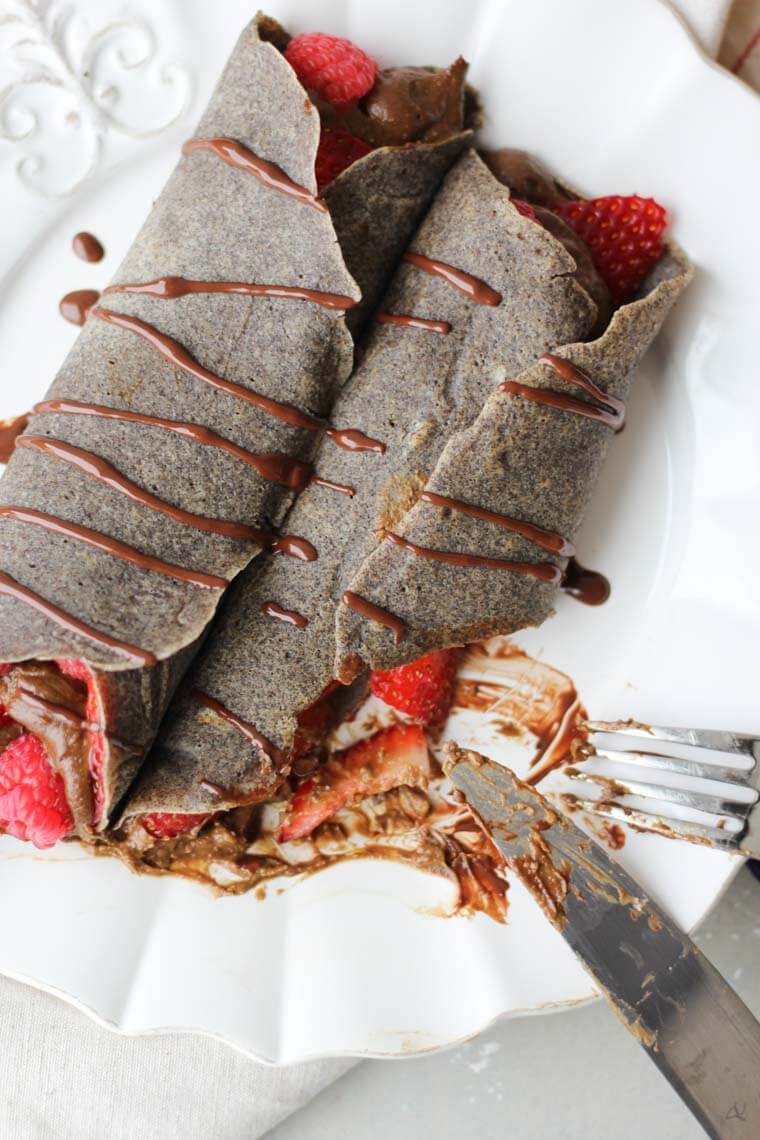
[0,13,470,833]
[124,149,605,817]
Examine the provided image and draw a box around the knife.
[445,744,760,1140]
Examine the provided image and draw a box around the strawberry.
[315,126,372,191]
[57,658,106,823]
[370,649,459,725]
[141,812,213,840]
[285,32,378,109]
[552,195,667,304]
[0,732,73,849]
[512,198,538,222]
[278,723,430,842]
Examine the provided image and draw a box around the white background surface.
[2,867,757,1139]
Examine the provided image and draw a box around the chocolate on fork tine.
[566,721,760,855]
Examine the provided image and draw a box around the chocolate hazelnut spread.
[320,58,469,149]
[356,58,468,147]
[72,232,104,263]
[0,663,97,832]
[59,289,100,326]
[482,148,572,207]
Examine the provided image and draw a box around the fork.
[564,721,760,855]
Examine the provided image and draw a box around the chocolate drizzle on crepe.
[104,277,356,312]
[501,353,626,431]
[0,571,155,666]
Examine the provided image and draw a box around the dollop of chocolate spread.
[482,147,572,207]
[317,58,470,149]
[0,662,94,833]
[354,57,468,146]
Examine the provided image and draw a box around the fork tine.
[568,768,755,819]
[591,747,753,787]
[586,721,758,760]
[565,797,741,850]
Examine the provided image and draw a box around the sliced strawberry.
[370,649,459,725]
[512,198,538,222]
[551,195,667,304]
[141,812,213,840]
[56,658,106,822]
[278,723,430,842]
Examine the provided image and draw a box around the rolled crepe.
[339,247,693,667]
[0,14,469,831]
[124,149,604,816]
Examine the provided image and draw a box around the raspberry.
[315,126,372,191]
[0,733,73,848]
[552,195,667,304]
[141,812,213,840]
[370,649,460,726]
[285,32,378,109]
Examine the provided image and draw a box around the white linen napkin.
[1,2,752,1137]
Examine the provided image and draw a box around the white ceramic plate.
[1,0,759,1063]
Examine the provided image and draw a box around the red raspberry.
[552,195,667,304]
[285,32,378,109]
[141,812,213,840]
[370,649,460,726]
[0,733,73,848]
[315,126,372,191]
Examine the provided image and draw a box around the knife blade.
[445,744,760,1140]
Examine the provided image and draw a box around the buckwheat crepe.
[0,13,469,828]
[125,148,632,818]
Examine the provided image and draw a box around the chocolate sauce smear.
[182,137,326,213]
[310,475,355,497]
[420,491,575,557]
[60,290,100,326]
[72,232,104,263]
[105,276,355,312]
[342,591,407,644]
[0,570,155,666]
[91,308,325,432]
[384,531,561,583]
[192,689,282,760]
[561,558,611,606]
[375,311,451,334]
[0,506,228,589]
[403,253,502,306]
[272,535,318,562]
[0,414,29,463]
[261,601,309,629]
[325,427,386,454]
[16,436,270,542]
[35,400,313,492]
[501,353,625,431]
